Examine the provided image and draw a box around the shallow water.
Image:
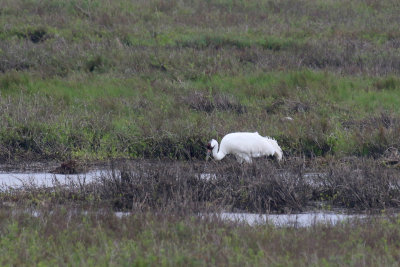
[198,173,217,181]
[1,169,397,193]
[18,209,368,228]
[115,210,367,227]
[211,212,367,227]
[0,167,392,228]
[0,170,105,188]
[0,170,320,187]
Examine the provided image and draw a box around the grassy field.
[1,0,400,265]
[0,206,399,266]
[0,158,398,265]
[0,0,400,161]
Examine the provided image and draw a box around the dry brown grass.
[2,158,399,213]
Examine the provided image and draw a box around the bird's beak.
[206,149,211,161]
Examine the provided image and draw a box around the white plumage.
[206,132,283,163]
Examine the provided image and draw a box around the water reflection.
[0,170,104,188]
[208,212,367,227]
[0,169,329,188]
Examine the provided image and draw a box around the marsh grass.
[0,71,399,161]
[1,0,400,265]
[0,197,400,265]
[98,158,400,212]
[2,158,399,213]
[1,0,400,77]
[1,158,400,265]
[0,0,400,161]
[0,157,399,265]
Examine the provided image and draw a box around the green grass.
[0,206,400,266]
[0,0,399,161]
[0,70,399,160]
[0,0,398,44]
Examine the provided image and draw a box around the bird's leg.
[244,156,252,164]
[235,155,244,164]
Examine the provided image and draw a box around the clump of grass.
[265,98,311,115]
[85,54,108,73]
[262,36,298,51]
[93,159,309,213]
[177,35,253,49]
[373,76,400,90]
[0,71,27,91]
[26,27,49,43]
[183,90,246,114]
[314,158,400,210]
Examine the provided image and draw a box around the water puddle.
[0,169,326,188]
[198,173,217,181]
[11,208,382,228]
[1,170,397,193]
[197,172,327,187]
[206,211,367,227]
[106,210,369,227]
[0,170,105,188]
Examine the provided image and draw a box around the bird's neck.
[212,143,225,160]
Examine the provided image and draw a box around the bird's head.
[206,139,218,150]
[206,142,213,150]
[206,139,218,161]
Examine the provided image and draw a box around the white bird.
[206,132,283,163]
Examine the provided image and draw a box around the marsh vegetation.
[0,0,400,161]
[1,0,400,265]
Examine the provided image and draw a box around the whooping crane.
[206,132,283,163]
